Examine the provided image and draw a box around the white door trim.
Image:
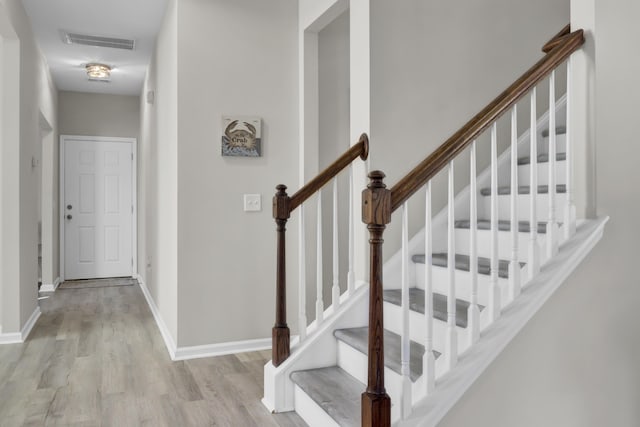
[59,135,137,282]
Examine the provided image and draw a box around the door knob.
[67,204,72,210]
[66,214,72,220]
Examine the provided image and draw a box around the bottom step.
[291,366,363,427]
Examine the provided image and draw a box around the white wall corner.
[0,306,41,345]
[570,0,596,219]
[39,277,60,293]
[21,307,41,341]
[136,274,178,359]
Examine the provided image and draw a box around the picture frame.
[221,116,262,157]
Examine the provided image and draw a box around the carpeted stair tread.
[334,327,440,382]
[412,253,524,279]
[517,152,567,165]
[291,366,363,427]
[455,219,549,233]
[383,288,482,328]
[480,184,566,196]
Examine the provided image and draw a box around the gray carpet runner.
[454,219,548,233]
[480,184,566,196]
[412,253,524,279]
[383,288,483,328]
[291,367,362,427]
[517,152,566,165]
[334,327,440,382]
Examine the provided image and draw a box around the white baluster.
[489,123,501,321]
[316,192,324,324]
[564,58,576,239]
[423,181,435,394]
[298,206,307,341]
[347,165,355,295]
[468,141,480,345]
[547,70,559,258]
[509,106,521,301]
[332,178,340,309]
[401,202,412,418]
[529,88,540,280]
[446,161,457,369]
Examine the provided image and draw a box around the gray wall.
[370,0,569,258]
[439,1,640,426]
[0,0,58,333]
[58,91,140,138]
[175,0,298,346]
[317,9,350,322]
[138,0,179,343]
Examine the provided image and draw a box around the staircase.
[263,26,608,427]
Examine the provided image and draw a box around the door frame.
[59,135,137,282]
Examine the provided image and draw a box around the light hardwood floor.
[0,284,307,427]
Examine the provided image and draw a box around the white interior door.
[63,138,134,280]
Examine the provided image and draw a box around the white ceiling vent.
[62,31,135,50]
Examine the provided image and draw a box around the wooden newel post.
[272,184,291,367]
[361,171,392,427]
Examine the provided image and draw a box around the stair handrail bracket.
[270,134,369,367]
[389,29,584,212]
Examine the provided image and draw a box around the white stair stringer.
[396,217,608,427]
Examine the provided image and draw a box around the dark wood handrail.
[389,28,584,213]
[542,24,571,53]
[289,133,369,212]
[270,134,369,367]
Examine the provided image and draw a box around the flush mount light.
[85,63,111,80]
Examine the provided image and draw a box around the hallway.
[0,284,306,426]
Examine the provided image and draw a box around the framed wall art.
[221,116,262,157]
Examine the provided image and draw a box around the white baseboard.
[0,332,22,344]
[21,307,41,340]
[173,337,272,361]
[136,274,178,359]
[135,274,275,362]
[39,277,60,293]
[0,306,42,345]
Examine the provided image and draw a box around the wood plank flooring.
[0,284,307,427]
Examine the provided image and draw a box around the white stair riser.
[481,193,567,222]
[335,341,402,423]
[518,160,566,187]
[293,385,341,427]
[540,134,566,153]
[413,264,514,307]
[518,160,567,185]
[454,228,549,263]
[383,301,470,356]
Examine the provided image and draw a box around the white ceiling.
[22,0,168,96]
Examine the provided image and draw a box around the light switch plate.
[244,194,261,212]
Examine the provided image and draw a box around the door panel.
[64,139,133,280]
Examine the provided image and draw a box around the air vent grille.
[63,32,135,50]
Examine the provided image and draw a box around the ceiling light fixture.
[86,63,111,80]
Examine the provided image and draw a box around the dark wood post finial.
[272,184,290,367]
[361,170,391,427]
